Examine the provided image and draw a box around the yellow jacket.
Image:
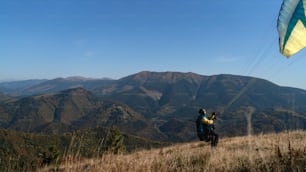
[201,116,214,125]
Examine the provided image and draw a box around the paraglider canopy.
[277,0,306,57]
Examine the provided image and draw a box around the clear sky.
[1,0,306,90]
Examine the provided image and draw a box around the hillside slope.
[0,127,169,171]
[42,130,306,172]
[0,87,166,141]
[0,92,11,103]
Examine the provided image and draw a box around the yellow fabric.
[282,20,306,57]
[201,117,214,125]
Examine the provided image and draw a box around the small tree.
[106,126,126,154]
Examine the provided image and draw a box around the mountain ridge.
[1,71,306,97]
[0,71,306,142]
[94,71,306,140]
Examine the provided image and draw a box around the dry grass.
[40,130,306,172]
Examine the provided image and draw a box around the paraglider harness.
[196,112,219,147]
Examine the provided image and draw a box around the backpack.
[195,115,204,133]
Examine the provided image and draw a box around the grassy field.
[40,130,306,172]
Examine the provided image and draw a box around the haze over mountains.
[0,71,306,142]
[0,76,114,97]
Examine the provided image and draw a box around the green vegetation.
[0,127,168,171]
[106,126,126,154]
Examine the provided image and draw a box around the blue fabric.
[196,114,207,133]
[196,114,214,132]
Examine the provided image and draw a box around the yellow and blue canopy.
[277,0,306,57]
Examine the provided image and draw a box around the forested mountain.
[1,71,306,141]
[0,87,166,141]
[94,71,306,138]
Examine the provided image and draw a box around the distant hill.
[0,87,167,141]
[0,77,114,96]
[0,79,47,96]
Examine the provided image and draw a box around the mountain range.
[1,71,306,142]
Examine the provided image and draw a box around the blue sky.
[1,0,306,90]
